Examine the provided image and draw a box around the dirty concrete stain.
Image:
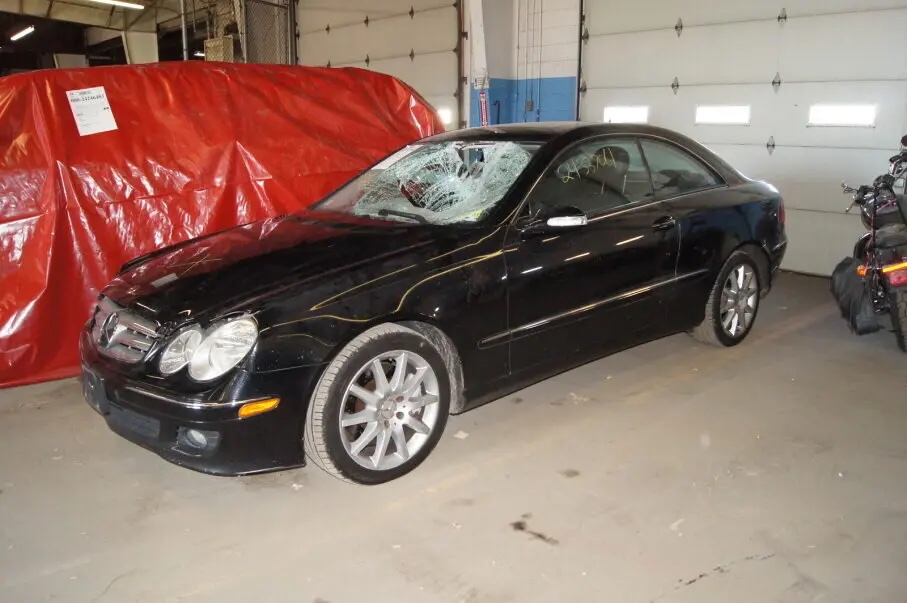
[313,598,330,603]
[510,517,558,546]
[559,469,580,478]
[668,553,776,594]
[511,397,523,404]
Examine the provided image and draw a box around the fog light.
[238,397,280,418]
[185,429,208,449]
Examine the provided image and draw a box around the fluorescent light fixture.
[194,51,205,58]
[808,104,876,127]
[437,107,453,125]
[695,105,751,125]
[603,105,649,124]
[83,0,145,9]
[10,26,35,42]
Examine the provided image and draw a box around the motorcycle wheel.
[891,287,907,353]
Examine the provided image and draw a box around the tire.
[890,288,907,353]
[691,249,762,347]
[304,323,451,485]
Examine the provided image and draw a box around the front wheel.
[304,323,451,485]
[890,288,907,352]
[691,250,762,347]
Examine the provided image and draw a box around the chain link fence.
[201,0,295,65]
[243,0,294,64]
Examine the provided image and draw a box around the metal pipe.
[575,0,584,120]
[180,0,189,60]
[455,0,465,129]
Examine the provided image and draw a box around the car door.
[501,136,680,374]
[637,137,729,327]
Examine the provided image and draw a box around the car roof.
[421,121,746,185]
[422,121,689,144]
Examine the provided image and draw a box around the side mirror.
[546,207,589,228]
[519,206,588,238]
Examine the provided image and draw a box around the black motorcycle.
[831,136,907,351]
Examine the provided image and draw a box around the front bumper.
[80,330,326,476]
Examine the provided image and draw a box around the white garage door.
[298,0,461,129]
[579,0,907,275]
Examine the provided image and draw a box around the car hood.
[103,211,441,325]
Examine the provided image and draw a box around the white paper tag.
[66,86,118,136]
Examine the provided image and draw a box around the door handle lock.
[652,216,677,231]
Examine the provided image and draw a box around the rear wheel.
[691,250,762,347]
[890,288,907,352]
[304,324,451,485]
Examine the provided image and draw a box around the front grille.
[91,297,160,364]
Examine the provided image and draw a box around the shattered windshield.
[314,140,539,225]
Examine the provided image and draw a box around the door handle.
[652,216,677,231]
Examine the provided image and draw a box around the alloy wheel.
[720,264,758,338]
[339,350,441,470]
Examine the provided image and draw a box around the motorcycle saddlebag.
[830,257,880,335]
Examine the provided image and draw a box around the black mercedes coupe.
[80,123,787,484]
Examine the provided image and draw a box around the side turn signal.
[881,260,907,274]
[238,397,280,419]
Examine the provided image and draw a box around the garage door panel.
[779,10,907,81]
[706,144,890,205]
[584,85,775,145]
[586,0,776,35]
[583,30,675,88]
[582,0,907,276]
[586,0,907,36]
[585,83,907,153]
[299,0,452,30]
[772,82,907,149]
[783,209,865,274]
[585,22,778,89]
[301,6,456,65]
[298,0,459,126]
[359,53,458,97]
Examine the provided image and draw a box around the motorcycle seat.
[876,223,907,248]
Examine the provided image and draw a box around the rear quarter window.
[640,139,724,198]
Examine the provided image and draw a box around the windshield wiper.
[376,208,429,224]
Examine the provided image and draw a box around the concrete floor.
[2,273,907,603]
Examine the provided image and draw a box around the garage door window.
[640,139,723,198]
[528,138,654,217]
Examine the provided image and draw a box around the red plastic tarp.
[0,61,443,388]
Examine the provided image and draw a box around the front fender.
[246,228,509,380]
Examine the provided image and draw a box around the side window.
[639,139,723,198]
[527,138,654,217]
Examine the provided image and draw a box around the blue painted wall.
[470,76,577,126]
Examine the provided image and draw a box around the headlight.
[159,328,203,375]
[187,316,258,381]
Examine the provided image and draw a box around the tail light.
[882,260,907,286]
[777,200,785,226]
